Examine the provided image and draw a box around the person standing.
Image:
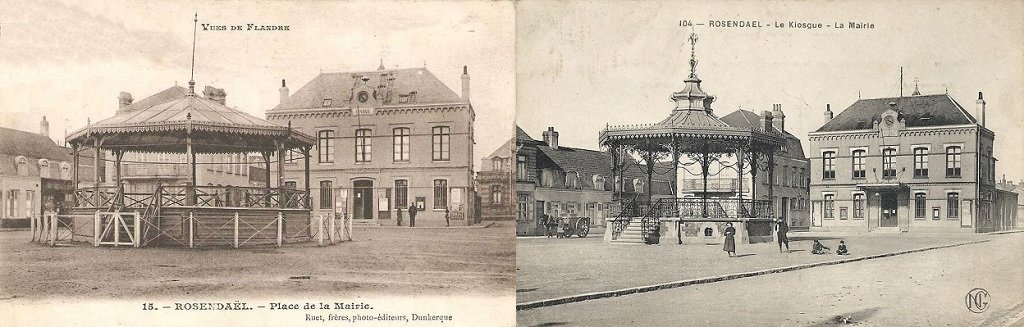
[396,207,403,226]
[777,219,790,253]
[444,206,450,227]
[408,204,417,227]
[723,222,737,257]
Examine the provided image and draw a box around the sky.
[516,0,1024,183]
[0,0,515,170]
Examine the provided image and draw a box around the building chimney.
[761,110,774,132]
[39,116,49,139]
[279,79,289,105]
[976,92,986,127]
[203,86,227,105]
[542,127,559,150]
[461,66,470,102]
[117,92,133,111]
[771,103,785,133]
[824,103,834,122]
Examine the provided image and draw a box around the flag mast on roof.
[188,11,198,95]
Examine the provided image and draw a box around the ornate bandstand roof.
[599,33,784,154]
[67,84,315,153]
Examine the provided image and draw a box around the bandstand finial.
[188,11,198,95]
[688,32,699,79]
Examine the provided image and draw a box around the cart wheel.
[576,219,590,238]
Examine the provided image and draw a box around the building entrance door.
[353,180,374,220]
[880,192,898,227]
[535,201,545,229]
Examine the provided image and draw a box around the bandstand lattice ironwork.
[599,32,787,243]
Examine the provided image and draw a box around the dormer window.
[15,156,29,176]
[633,179,644,194]
[593,175,605,191]
[565,171,579,189]
[38,159,51,178]
[322,99,332,107]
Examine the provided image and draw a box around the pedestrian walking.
[444,206,450,227]
[777,219,790,253]
[723,222,737,257]
[408,204,417,227]
[540,214,550,237]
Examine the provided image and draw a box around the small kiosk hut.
[62,80,322,248]
[600,33,786,244]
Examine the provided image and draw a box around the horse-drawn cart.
[544,216,590,238]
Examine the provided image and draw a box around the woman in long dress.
[723,222,736,257]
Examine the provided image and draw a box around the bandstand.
[600,33,786,244]
[49,81,343,248]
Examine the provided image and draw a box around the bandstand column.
[277,141,286,209]
[609,144,619,202]
[71,143,80,206]
[261,151,272,207]
[114,150,124,208]
[303,146,311,209]
[671,136,681,245]
[701,142,710,219]
[93,137,102,207]
[645,149,654,205]
[185,134,195,206]
[736,149,744,203]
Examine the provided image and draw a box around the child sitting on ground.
[811,239,831,255]
[836,240,849,255]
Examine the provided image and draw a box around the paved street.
[517,232,1024,326]
[518,232,985,303]
[0,222,514,299]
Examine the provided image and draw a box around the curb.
[516,239,991,311]
[355,222,495,229]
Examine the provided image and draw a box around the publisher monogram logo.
[966,288,990,313]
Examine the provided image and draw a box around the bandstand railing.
[75,185,309,210]
[635,197,774,242]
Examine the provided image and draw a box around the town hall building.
[267,64,476,225]
[808,86,1015,233]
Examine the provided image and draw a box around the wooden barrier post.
[113,212,120,247]
[188,212,195,249]
[133,211,141,248]
[48,212,57,246]
[233,212,239,249]
[328,213,337,244]
[94,212,101,246]
[30,214,37,243]
[276,212,283,247]
[317,213,324,246]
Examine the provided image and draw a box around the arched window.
[593,175,605,191]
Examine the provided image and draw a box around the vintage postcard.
[514,1,1024,326]
[0,1,515,326]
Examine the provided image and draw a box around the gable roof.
[720,109,806,160]
[271,67,464,111]
[0,127,70,161]
[516,126,536,142]
[815,94,977,132]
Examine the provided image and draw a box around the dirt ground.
[517,232,988,303]
[518,233,1024,327]
[0,222,515,300]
